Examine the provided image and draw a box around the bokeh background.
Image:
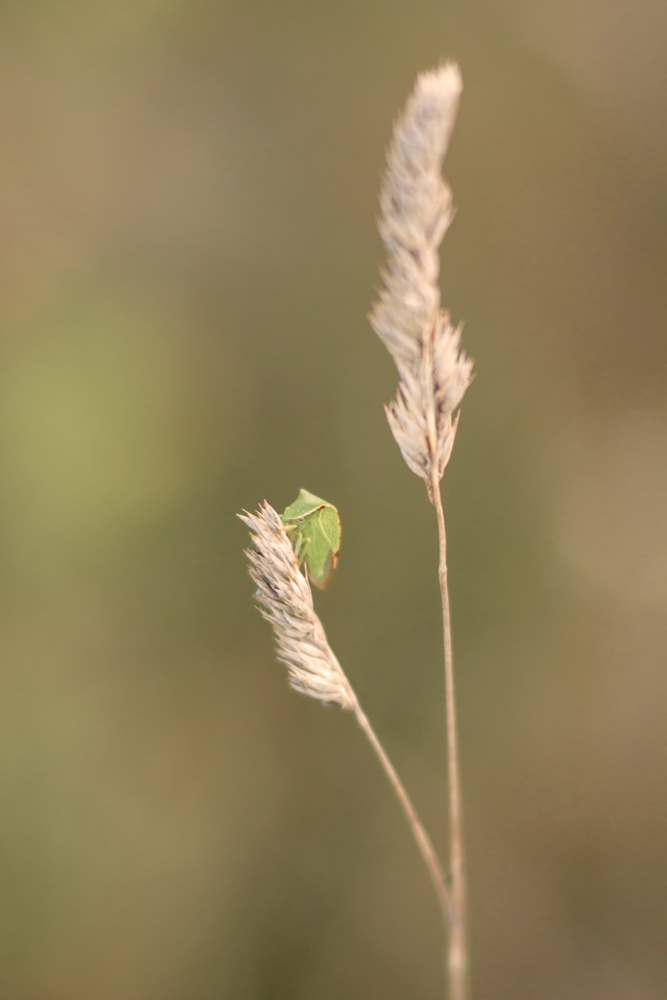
[1,1,666,998]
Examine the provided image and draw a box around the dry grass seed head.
[239,503,353,709]
[370,63,473,488]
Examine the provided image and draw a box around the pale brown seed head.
[370,64,473,486]
[239,503,353,709]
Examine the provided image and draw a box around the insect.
[280,489,341,590]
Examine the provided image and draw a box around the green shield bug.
[280,489,341,590]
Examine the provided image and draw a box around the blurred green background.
[1,1,666,998]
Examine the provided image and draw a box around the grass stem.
[431,473,468,1000]
[348,691,453,922]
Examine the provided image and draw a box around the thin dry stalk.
[370,63,472,999]
[432,475,467,998]
[240,503,452,920]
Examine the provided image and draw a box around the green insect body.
[280,489,341,590]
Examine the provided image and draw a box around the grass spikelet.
[239,502,352,709]
[370,63,473,494]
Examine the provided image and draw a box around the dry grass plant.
[241,63,471,1000]
[239,503,450,918]
[370,62,471,1000]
